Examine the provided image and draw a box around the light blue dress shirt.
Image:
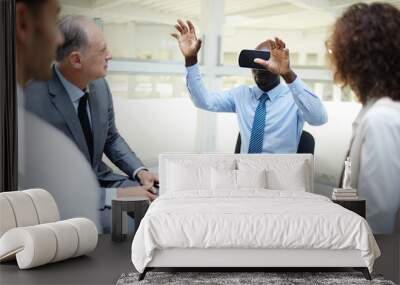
[186,64,328,153]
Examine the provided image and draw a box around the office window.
[222,0,332,68]
[221,77,349,103]
[290,52,300,66]
[303,80,357,102]
[221,75,253,89]
[321,82,333,101]
[340,86,356,102]
[303,80,333,101]
[60,0,202,63]
[103,23,184,62]
[106,74,188,99]
[306,53,318,66]
[223,52,238,66]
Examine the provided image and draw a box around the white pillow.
[166,158,236,192]
[236,169,267,189]
[211,168,236,190]
[210,169,267,190]
[237,157,310,192]
[266,163,307,191]
[167,162,211,191]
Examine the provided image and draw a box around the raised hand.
[254,37,295,82]
[171,19,202,65]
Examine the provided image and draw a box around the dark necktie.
[78,92,93,162]
[248,93,270,153]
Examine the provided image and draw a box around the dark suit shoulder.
[91,77,109,90]
[25,80,49,97]
[24,80,51,111]
[90,77,113,104]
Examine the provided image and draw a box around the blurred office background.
[59,0,400,196]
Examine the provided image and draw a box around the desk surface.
[0,235,133,285]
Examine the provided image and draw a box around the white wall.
[110,97,198,167]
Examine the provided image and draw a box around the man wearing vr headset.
[172,20,328,154]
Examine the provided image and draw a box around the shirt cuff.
[186,63,200,74]
[133,167,148,181]
[104,188,118,207]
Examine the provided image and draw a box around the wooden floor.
[373,234,400,284]
[0,234,398,284]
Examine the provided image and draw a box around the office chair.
[234,130,315,154]
[297,130,315,154]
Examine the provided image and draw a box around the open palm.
[254,38,291,75]
[171,19,202,58]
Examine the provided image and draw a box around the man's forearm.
[281,69,297,84]
[287,77,328,125]
[104,135,145,177]
[186,63,236,112]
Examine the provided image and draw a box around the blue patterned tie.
[248,93,270,153]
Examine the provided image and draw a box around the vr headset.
[238,49,270,70]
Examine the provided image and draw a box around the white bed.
[131,154,380,280]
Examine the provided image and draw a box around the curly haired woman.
[328,3,400,234]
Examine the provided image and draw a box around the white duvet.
[131,190,380,273]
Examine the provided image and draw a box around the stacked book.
[332,188,358,200]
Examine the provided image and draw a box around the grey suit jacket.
[25,66,145,188]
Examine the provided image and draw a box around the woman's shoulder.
[364,97,400,122]
[374,97,400,110]
[360,97,400,136]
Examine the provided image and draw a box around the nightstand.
[332,199,366,218]
[112,197,149,242]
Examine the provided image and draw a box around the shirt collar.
[54,64,86,104]
[253,82,285,102]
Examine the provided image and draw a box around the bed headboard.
[159,153,314,195]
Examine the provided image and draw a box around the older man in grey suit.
[25,15,157,201]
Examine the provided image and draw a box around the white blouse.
[350,97,400,234]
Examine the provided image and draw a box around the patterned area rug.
[117,271,395,285]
